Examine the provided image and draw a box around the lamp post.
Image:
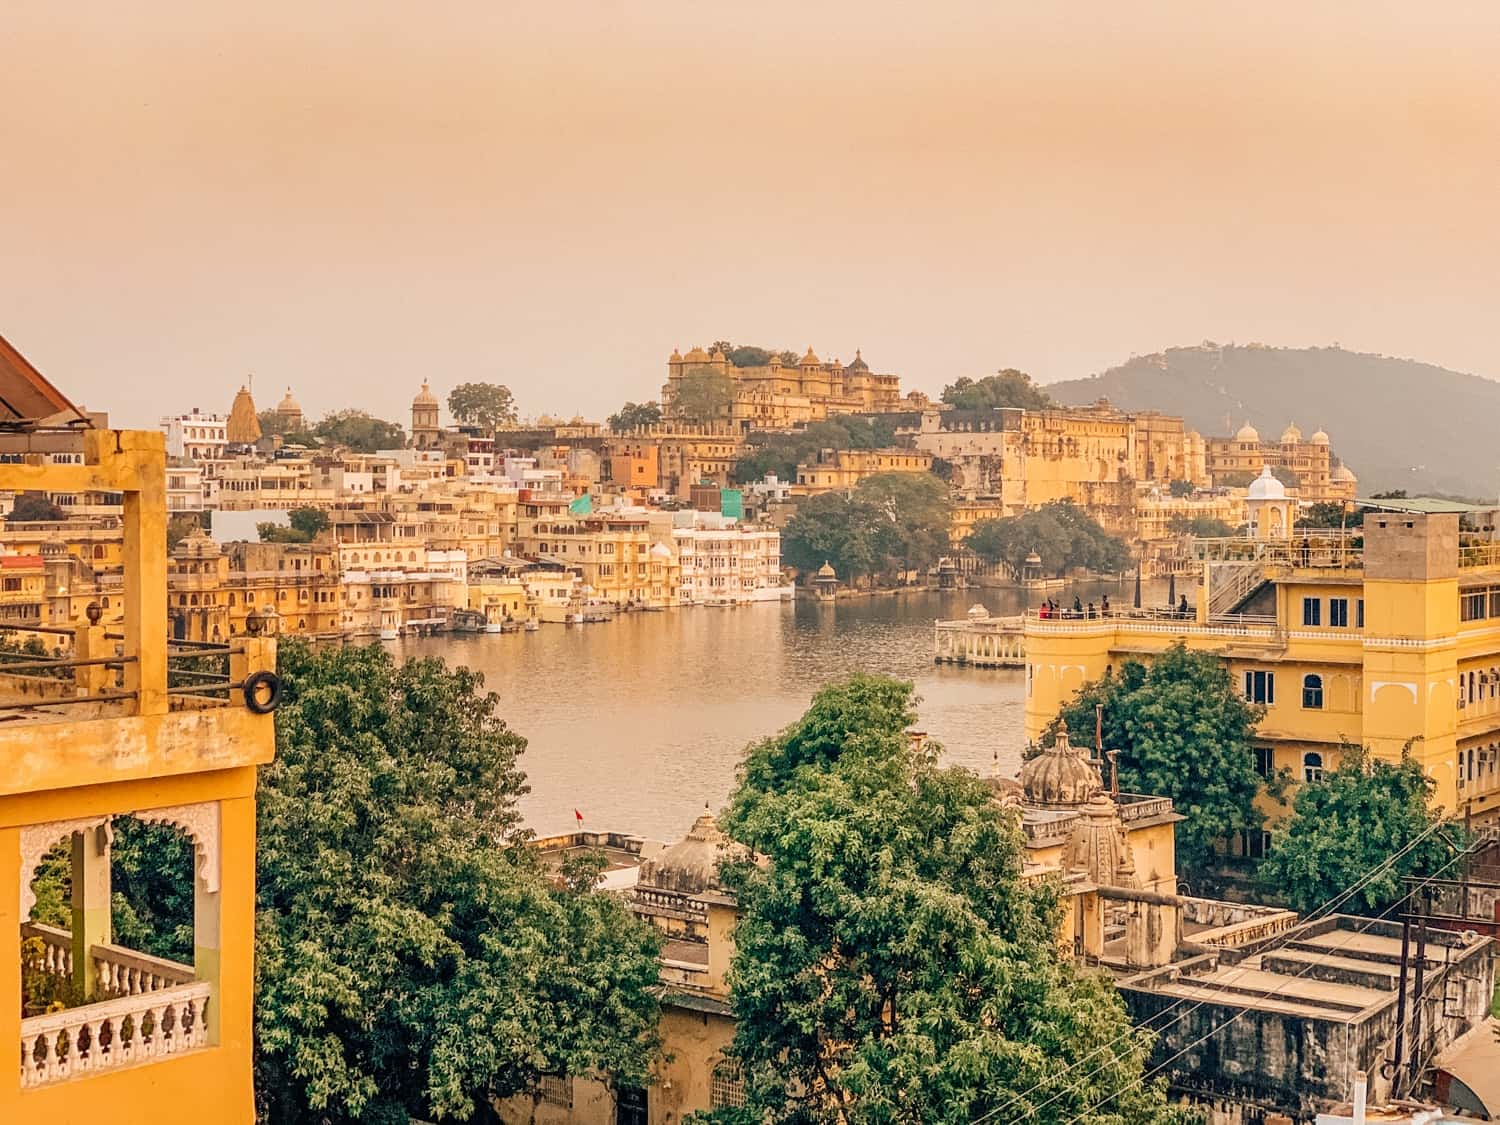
[1133,552,1143,610]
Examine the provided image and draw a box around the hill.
[1044,344,1500,497]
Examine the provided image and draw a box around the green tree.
[727,345,774,368]
[940,369,1053,411]
[781,492,878,585]
[709,675,1184,1124]
[255,643,663,1123]
[1167,515,1235,537]
[1258,743,1458,915]
[8,491,63,522]
[1051,645,1265,886]
[965,502,1128,576]
[257,507,331,544]
[673,366,735,423]
[776,349,800,366]
[167,513,204,549]
[313,410,406,453]
[1297,502,1359,530]
[1168,479,1195,498]
[855,471,951,576]
[447,382,519,430]
[608,401,663,432]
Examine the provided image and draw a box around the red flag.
[574,809,584,824]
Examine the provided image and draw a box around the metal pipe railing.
[0,690,136,713]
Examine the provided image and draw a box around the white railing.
[19,980,211,1088]
[92,942,196,998]
[1207,560,1264,618]
[21,921,74,985]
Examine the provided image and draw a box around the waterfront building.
[1024,496,1500,831]
[1133,487,1248,544]
[668,512,788,604]
[1205,421,1353,503]
[601,423,746,498]
[0,353,276,1122]
[661,345,904,430]
[161,408,228,462]
[793,446,933,493]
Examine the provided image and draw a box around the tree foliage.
[1167,515,1235,538]
[1298,501,1360,530]
[447,382,519,430]
[252,643,664,1123]
[940,369,1053,411]
[313,410,406,453]
[706,675,1185,1125]
[782,473,950,584]
[167,513,204,549]
[1167,479,1195,498]
[257,507,330,544]
[732,418,900,484]
[1050,645,1265,886]
[673,366,736,423]
[966,502,1130,576]
[8,491,63,522]
[1258,743,1457,915]
[608,401,663,432]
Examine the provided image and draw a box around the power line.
[1049,832,1474,1125]
[969,817,1449,1125]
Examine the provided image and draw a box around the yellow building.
[1024,497,1500,840]
[601,424,746,499]
[662,345,904,430]
[1205,422,1355,503]
[0,420,276,1123]
[793,446,933,493]
[521,512,679,610]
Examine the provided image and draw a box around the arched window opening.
[1302,674,1323,710]
[1303,752,1324,783]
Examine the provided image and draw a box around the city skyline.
[5,2,1499,430]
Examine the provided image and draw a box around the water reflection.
[392,578,1155,841]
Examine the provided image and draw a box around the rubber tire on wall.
[242,670,283,714]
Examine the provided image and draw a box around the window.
[1302,674,1324,709]
[1303,751,1324,783]
[1329,598,1349,628]
[1462,591,1489,622]
[1302,597,1321,626]
[1244,669,1275,705]
[1254,746,1275,778]
[539,1076,573,1109]
[1357,599,1365,628]
[1242,829,1273,860]
[711,1060,747,1109]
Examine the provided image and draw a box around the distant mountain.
[1044,344,1500,497]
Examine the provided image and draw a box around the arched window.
[1303,752,1324,783]
[1302,674,1324,710]
[93,546,105,560]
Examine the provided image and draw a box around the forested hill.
[1044,344,1500,496]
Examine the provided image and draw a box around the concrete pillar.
[73,623,109,697]
[71,822,112,1000]
[118,433,168,717]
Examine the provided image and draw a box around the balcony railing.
[1460,543,1500,569]
[1191,535,1363,570]
[19,922,210,1088]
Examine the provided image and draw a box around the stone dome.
[637,808,743,895]
[1065,794,1139,889]
[412,381,438,407]
[846,349,869,372]
[669,347,683,362]
[1234,422,1260,443]
[1280,423,1302,444]
[1309,428,1330,445]
[1332,463,1357,483]
[816,560,836,579]
[650,541,672,559]
[1247,465,1287,501]
[276,387,302,414]
[966,603,990,619]
[1020,724,1103,806]
[799,346,821,367]
[683,346,711,363]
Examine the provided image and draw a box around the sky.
[3,2,1498,430]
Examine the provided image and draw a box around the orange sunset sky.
[2,2,1498,428]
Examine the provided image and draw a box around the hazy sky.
[4,2,1498,430]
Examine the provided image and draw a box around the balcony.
[20,922,210,1088]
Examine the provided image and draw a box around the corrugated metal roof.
[0,334,87,427]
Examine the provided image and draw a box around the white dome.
[1309,428,1330,445]
[1234,422,1260,443]
[1247,465,1286,500]
[1332,463,1357,483]
[1280,423,1302,444]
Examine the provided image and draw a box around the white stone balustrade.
[19,980,211,1088]
[92,942,196,998]
[20,921,73,986]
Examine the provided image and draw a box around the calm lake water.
[392,579,1151,842]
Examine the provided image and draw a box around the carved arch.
[19,816,110,920]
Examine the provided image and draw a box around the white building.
[166,463,206,513]
[669,511,789,604]
[161,409,228,462]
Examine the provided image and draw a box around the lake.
[392,579,1147,842]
